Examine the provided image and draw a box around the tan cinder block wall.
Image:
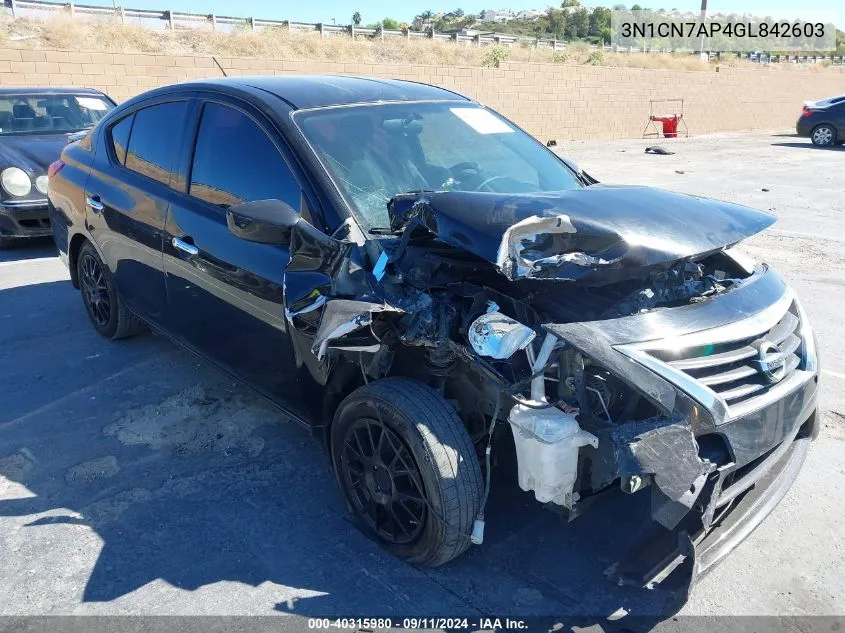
[1,47,844,141]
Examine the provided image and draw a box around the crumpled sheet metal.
[387,188,776,286]
[311,299,402,361]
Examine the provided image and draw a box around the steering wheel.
[449,161,481,175]
[474,175,509,192]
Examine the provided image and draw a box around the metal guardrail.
[4,0,566,49]
[4,0,841,61]
[600,44,843,63]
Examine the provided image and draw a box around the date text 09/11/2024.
[307,618,529,630]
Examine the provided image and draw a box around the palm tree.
[352,11,362,26]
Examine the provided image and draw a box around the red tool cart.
[642,99,689,138]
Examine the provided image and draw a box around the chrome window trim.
[615,288,817,425]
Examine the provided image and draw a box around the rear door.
[85,99,190,320]
[162,97,310,413]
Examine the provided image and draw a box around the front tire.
[76,241,145,340]
[331,377,482,567]
[811,124,836,147]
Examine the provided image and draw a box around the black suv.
[49,76,819,585]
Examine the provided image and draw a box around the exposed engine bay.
[280,184,787,571]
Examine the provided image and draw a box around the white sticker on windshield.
[76,97,108,111]
[450,107,514,135]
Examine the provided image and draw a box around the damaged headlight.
[468,311,536,360]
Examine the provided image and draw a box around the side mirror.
[226,199,301,244]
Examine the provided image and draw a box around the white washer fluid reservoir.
[508,403,599,508]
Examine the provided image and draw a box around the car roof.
[0,86,109,96]
[178,75,471,109]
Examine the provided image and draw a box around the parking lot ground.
[0,131,843,625]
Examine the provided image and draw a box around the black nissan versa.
[0,87,115,247]
[48,76,820,587]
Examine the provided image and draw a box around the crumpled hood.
[0,134,69,176]
[388,186,775,284]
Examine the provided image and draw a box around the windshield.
[0,94,113,135]
[295,102,582,228]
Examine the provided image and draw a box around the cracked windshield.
[296,103,582,228]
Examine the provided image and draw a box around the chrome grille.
[616,291,816,423]
[650,302,803,407]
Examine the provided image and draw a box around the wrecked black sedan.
[48,76,819,585]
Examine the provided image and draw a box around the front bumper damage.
[610,381,817,591]
[540,270,819,589]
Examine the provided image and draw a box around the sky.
[82,0,844,30]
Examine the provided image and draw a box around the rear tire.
[810,124,836,147]
[331,377,482,567]
[76,241,145,340]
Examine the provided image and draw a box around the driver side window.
[189,102,301,211]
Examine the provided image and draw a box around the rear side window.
[189,102,300,209]
[110,114,133,165]
[125,101,187,186]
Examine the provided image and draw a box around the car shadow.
[771,142,844,150]
[0,279,688,627]
[0,236,57,263]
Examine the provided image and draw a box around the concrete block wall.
[1,47,843,141]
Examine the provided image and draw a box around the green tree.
[571,7,590,37]
[561,0,580,6]
[382,17,400,29]
[547,7,567,38]
[631,4,643,10]
[352,11,361,25]
[589,7,611,36]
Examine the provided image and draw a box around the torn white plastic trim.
[497,215,576,278]
[496,214,621,280]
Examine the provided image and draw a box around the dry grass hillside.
[1,14,838,72]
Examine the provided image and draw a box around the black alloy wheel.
[331,377,482,567]
[80,251,111,328]
[75,241,145,340]
[340,417,428,545]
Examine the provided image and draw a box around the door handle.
[86,195,104,213]
[172,236,199,256]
